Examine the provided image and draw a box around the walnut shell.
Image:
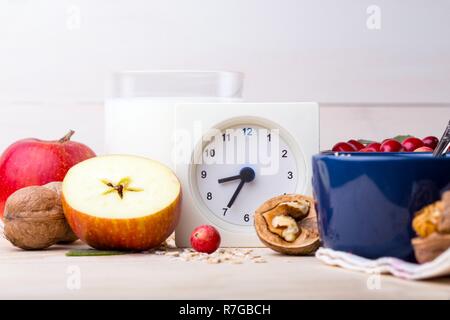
[3,182,77,250]
[254,194,320,255]
[42,182,77,243]
[412,233,450,264]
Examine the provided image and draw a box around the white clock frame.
[174,102,319,247]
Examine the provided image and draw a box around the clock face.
[194,124,298,227]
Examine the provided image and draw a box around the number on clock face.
[196,124,298,226]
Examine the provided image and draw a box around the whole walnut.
[41,182,78,243]
[3,182,77,250]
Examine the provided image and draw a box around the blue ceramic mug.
[312,152,450,261]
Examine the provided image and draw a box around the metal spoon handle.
[433,120,450,157]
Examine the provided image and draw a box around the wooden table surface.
[0,238,449,300]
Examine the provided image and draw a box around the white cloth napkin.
[316,247,450,280]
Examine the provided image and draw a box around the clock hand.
[224,167,256,208]
[227,179,245,208]
[218,174,241,184]
[219,167,256,185]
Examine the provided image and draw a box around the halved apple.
[62,155,181,251]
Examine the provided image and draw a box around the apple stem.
[59,130,75,143]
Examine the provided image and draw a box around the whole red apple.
[190,225,221,254]
[0,130,96,218]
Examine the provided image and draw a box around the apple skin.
[0,131,96,219]
[62,192,181,251]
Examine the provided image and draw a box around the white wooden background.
[0,0,449,152]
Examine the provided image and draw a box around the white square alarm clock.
[174,102,319,247]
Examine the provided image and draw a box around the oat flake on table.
[153,234,267,264]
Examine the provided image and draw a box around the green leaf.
[66,249,129,257]
[392,134,413,143]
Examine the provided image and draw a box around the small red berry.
[347,139,365,151]
[190,225,221,254]
[380,139,403,152]
[360,146,377,152]
[332,142,356,152]
[422,136,439,150]
[402,137,424,152]
[414,146,433,152]
[366,142,381,152]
